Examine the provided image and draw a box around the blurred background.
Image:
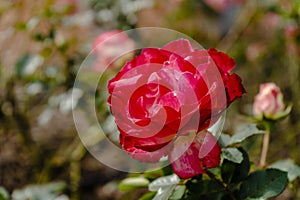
[0,0,299,199]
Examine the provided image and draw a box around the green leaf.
[218,134,231,148]
[186,180,225,200]
[269,159,300,182]
[144,168,165,180]
[119,177,150,191]
[161,164,174,176]
[144,163,173,180]
[187,179,224,195]
[221,148,250,184]
[239,169,288,199]
[169,185,186,200]
[148,174,180,200]
[271,104,292,121]
[0,187,9,200]
[228,124,265,146]
[222,148,243,164]
[11,182,66,200]
[153,185,177,200]
[139,192,157,200]
[148,174,180,191]
[186,192,224,200]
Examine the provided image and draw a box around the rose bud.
[108,39,245,178]
[253,83,291,120]
[93,30,135,71]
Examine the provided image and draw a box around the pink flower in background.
[253,83,290,120]
[93,30,135,71]
[204,0,243,12]
[108,39,245,178]
[284,23,299,38]
[246,42,266,62]
[259,13,282,37]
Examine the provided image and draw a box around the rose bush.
[253,82,290,120]
[108,39,245,178]
[93,30,135,71]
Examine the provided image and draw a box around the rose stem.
[259,122,271,168]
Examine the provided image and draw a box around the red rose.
[108,39,245,178]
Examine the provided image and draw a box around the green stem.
[259,122,272,168]
[70,160,80,200]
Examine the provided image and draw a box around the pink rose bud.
[92,30,135,71]
[253,83,290,120]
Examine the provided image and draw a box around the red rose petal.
[163,39,194,57]
[208,48,236,73]
[119,128,174,162]
[225,73,246,104]
[169,131,221,179]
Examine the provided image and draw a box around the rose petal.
[208,48,236,73]
[169,131,221,179]
[163,39,194,57]
[225,73,246,104]
[120,128,174,162]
